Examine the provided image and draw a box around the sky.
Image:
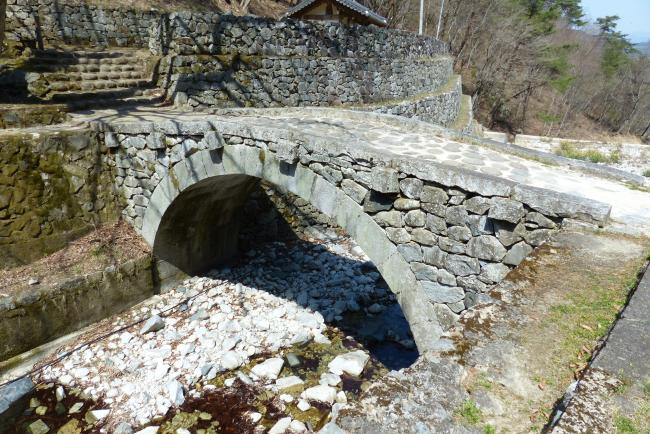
[581,0,650,43]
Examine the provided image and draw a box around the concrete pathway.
[68,106,650,237]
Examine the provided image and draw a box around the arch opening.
[153,172,420,369]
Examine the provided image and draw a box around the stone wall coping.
[91,115,612,226]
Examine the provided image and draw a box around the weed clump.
[555,142,622,164]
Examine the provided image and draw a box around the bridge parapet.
[94,113,610,351]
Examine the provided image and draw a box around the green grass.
[643,169,650,178]
[556,141,622,164]
[456,400,482,425]
[483,425,497,434]
[615,415,638,433]
[643,380,650,398]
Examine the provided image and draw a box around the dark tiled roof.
[284,0,388,26]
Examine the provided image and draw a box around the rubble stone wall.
[0,130,121,268]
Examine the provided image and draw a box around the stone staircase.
[25,47,162,109]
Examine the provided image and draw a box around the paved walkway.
[68,106,650,237]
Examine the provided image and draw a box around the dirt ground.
[0,221,150,297]
[337,229,650,433]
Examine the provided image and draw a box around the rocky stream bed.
[6,226,418,434]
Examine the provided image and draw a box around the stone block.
[445,206,468,226]
[444,254,480,276]
[421,281,464,304]
[386,227,411,244]
[341,179,367,204]
[420,186,448,204]
[411,228,437,246]
[448,225,472,242]
[466,235,507,261]
[374,210,403,227]
[371,167,399,193]
[405,209,426,227]
[363,191,394,213]
[423,245,447,267]
[397,243,423,263]
[503,241,533,266]
[488,198,526,223]
[399,178,423,199]
[464,196,493,215]
[394,198,420,211]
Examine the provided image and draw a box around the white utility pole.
[436,0,445,39]
[419,0,424,35]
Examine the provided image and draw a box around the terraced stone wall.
[166,55,453,109]
[0,130,121,268]
[95,115,610,350]
[154,15,455,119]
[5,0,157,48]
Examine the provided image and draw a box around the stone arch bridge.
[87,107,621,352]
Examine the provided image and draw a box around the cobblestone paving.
[71,107,650,236]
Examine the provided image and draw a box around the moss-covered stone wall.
[0,129,121,268]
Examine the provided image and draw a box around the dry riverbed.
[4,227,415,433]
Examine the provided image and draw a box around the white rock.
[85,409,110,423]
[176,429,191,434]
[336,391,347,404]
[328,351,369,376]
[68,402,84,414]
[140,315,165,334]
[280,394,294,403]
[134,428,159,434]
[319,373,341,386]
[251,358,284,380]
[269,417,292,434]
[28,278,39,285]
[166,380,184,406]
[289,420,308,433]
[297,400,311,411]
[313,332,331,345]
[248,412,263,423]
[301,385,337,404]
[55,386,65,402]
[275,376,304,392]
[221,351,243,370]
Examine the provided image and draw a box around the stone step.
[49,86,155,103]
[64,91,165,110]
[28,63,147,74]
[33,49,145,60]
[48,78,153,94]
[41,70,150,83]
[31,55,142,66]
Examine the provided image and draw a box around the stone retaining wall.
[0,130,121,269]
[0,255,154,361]
[166,54,453,109]
[351,76,462,128]
[94,112,611,350]
[5,0,157,48]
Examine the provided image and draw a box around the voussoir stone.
[341,179,368,204]
[421,281,465,304]
[466,235,507,261]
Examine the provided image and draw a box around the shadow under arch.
[141,145,444,352]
